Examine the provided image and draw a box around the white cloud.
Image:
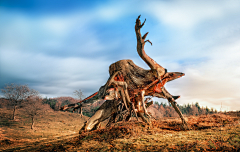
[0,49,110,97]
[95,2,129,21]
[40,17,73,37]
[0,4,133,57]
[166,38,240,111]
[1,1,240,111]
[146,1,240,29]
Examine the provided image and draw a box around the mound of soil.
[79,121,155,142]
[79,113,239,142]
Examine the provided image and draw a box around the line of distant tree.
[1,83,219,129]
[41,97,218,118]
[152,101,217,117]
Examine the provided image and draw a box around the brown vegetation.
[0,106,239,151]
[39,112,240,151]
[1,84,38,120]
[0,107,86,151]
[22,96,46,129]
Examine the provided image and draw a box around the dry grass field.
[0,108,239,151]
[0,108,86,151]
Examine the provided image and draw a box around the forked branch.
[135,15,165,79]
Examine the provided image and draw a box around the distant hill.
[51,96,78,103]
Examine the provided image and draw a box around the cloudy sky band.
[1,0,240,111]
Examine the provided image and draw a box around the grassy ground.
[0,108,239,151]
[0,108,87,151]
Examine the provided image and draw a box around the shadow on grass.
[0,119,19,127]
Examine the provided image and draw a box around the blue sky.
[1,0,240,111]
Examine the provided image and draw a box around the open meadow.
[1,1,240,152]
[0,108,239,152]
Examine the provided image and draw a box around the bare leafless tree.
[22,95,45,129]
[1,84,38,120]
[73,89,85,101]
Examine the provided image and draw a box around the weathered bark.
[161,87,188,129]
[135,15,165,79]
[79,99,120,133]
[76,16,188,133]
[109,59,155,96]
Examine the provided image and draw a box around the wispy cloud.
[0,49,111,97]
[1,1,240,111]
[146,1,240,29]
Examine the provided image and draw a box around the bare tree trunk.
[31,116,34,129]
[80,107,83,118]
[13,103,16,120]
